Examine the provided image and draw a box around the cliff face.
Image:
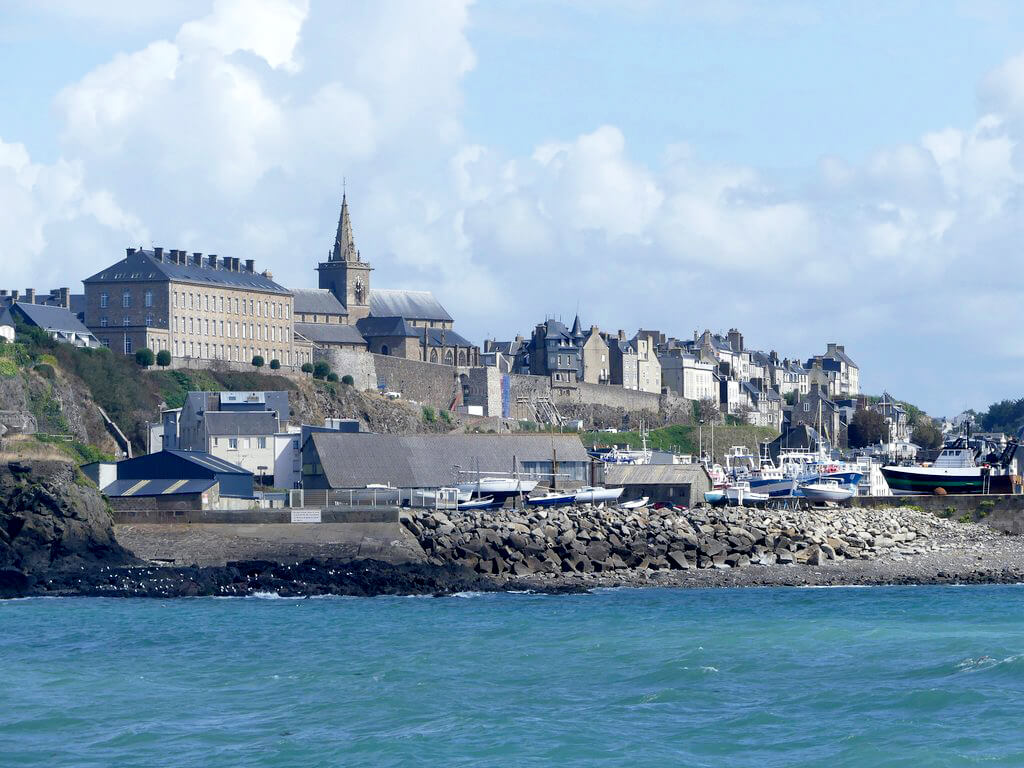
[0,460,137,595]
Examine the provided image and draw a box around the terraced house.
[83,248,313,367]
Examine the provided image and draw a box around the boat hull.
[880,466,1013,496]
[526,493,577,507]
[574,487,625,504]
[704,490,726,505]
[800,484,854,503]
[748,476,798,497]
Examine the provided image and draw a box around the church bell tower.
[317,190,372,322]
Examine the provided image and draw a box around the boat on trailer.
[526,490,578,507]
[799,478,855,503]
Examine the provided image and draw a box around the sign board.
[291,510,322,523]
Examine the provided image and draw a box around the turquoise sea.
[3,585,1024,767]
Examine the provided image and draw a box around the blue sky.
[2,0,1024,416]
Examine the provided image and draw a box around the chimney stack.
[126,247,136,257]
[25,288,35,304]
[192,253,202,266]
[154,246,163,259]
[0,290,7,297]
[245,259,255,272]
[56,288,70,308]
[207,254,217,269]
[11,290,19,301]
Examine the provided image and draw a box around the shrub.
[156,349,171,367]
[269,359,281,370]
[326,372,339,382]
[958,513,973,524]
[422,405,436,423]
[135,348,155,368]
[341,374,354,386]
[940,506,956,519]
[252,355,265,368]
[978,499,995,518]
[38,353,58,367]
[33,363,55,379]
[301,362,314,374]
[0,358,16,379]
[440,409,452,424]
[313,361,330,380]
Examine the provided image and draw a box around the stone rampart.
[324,348,378,391]
[373,354,464,408]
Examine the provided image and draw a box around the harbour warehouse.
[301,432,592,491]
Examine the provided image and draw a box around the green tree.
[156,349,171,367]
[911,421,944,449]
[326,372,339,382]
[341,374,354,386]
[313,361,330,379]
[301,362,314,374]
[848,408,888,448]
[135,348,155,368]
[269,359,281,370]
[252,355,265,368]
[783,390,797,407]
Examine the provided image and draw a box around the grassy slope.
[581,423,778,462]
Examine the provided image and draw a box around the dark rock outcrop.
[0,460,138,596]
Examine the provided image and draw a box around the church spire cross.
[331,186,358,262]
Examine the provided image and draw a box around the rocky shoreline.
[5,458,1024,598]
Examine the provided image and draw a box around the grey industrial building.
[301,433,592,490]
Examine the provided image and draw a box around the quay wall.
[372,354,467,409]
[112,506,400,525]
[853,494,1024,535]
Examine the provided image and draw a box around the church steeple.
[331,191,358,262]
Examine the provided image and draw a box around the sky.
[2,0,1024,416]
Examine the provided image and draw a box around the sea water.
[3,585,1024,767]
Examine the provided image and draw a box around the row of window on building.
[98,289,290,321]
[172,316,289,343]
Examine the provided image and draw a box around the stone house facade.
[581,326,609,384]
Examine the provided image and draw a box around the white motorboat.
[415,488,472,504]
[725,482,769,506]
[455,477,539,502]
[458,496,501,510]
[620,496,649,510]
[526,490,578,507]
[574,486,625,503]
[800,479,855,503]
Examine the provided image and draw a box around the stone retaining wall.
[112,506,400,524]
[853,493,1024,535]
[373,354,466,408]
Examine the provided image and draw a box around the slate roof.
[103,477,217,497]
[356,316,419,338]
[11,302,93,335]
[204,411,280,437]
[290,288,348,317]
[0,307,13,328]
[161,449,252,474]
[603,463,711,486]
[825,346,858,368]
[293,322,367,346]
[370,289,452,322]
[417,327,474,348]
[308,433,590,488]
[83,249,289,295]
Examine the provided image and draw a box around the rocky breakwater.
[402,503,987,582]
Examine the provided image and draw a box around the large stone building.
[80,190,477,368]
[83,248,309,366]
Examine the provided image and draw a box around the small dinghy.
[620,496,649,510]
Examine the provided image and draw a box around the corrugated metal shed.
[83,250,289,294]
[290,288,348,316]
[113,449,253,497]
[103,478,217,497]
[306,433,590,489]
[370,289,453,322]
[603,464,711,485]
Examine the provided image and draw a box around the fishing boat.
[724,482,769,506]
[881,437,1019,496]
[799,479,855,503]
[455,476,539,503]
[574,486,625,503]
[525,490,578,507]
